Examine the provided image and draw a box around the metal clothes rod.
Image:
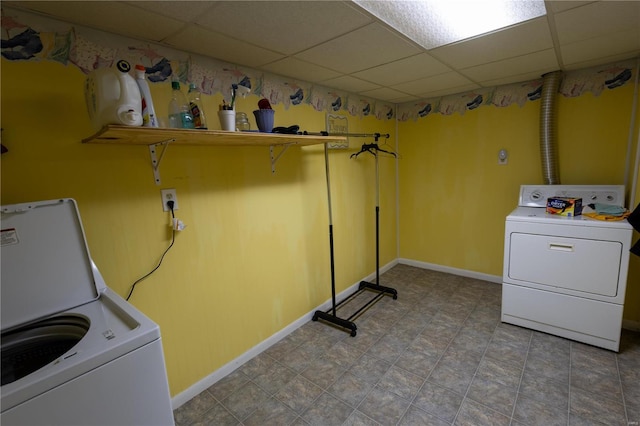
[302,131,390,139]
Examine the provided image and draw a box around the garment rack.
[302,131,390,138]
[311,131,398,337]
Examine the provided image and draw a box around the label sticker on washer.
[0,228,19,246]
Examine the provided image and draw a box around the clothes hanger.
[350,134,397,159]
[378,135,400,158]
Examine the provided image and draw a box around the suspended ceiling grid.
[3,1,640,102]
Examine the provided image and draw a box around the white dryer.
[502,185,633,352]
[1,199,174,425]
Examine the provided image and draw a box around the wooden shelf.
[82,125,347,184]
[82,125,346,147]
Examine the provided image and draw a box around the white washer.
[1,199,174,425]
[502,185,633,352]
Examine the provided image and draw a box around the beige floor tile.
[173,265,640,426]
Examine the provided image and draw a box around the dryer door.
[508,232,623,297]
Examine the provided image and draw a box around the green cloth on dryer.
[587,203,627,216]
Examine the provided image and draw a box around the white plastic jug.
[84,60,143,131]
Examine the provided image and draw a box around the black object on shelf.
[312,132,398,337]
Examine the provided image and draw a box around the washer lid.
[1,199,100,331]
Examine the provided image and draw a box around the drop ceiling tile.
[560,28,640,67]
[7,1,185,41]
[359,87,411,102]
[545,1,595,14]
[391,94,421,103]
[419,83,481,99]
[431,17,553,69]
[479,71,547,88]
[194,1,372,55]
[127,1,214,22]
[392,72,476,96]
[320,75,381,93]
[352,53,452,86]
[261,58,342,83]
[562,52,640,72]
[295,23,421,74]
[165,26,284,68]
[462,49,558,83]
[554,1,640,45]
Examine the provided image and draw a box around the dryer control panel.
[518,185,625,208]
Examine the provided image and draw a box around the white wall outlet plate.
[161,189,178,211]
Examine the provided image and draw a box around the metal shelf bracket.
[270,144,292,174]
[149,139,175,185]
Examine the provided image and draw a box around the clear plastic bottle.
[134,65,158,127]
[187,83,207,129]
[168,81,194,129]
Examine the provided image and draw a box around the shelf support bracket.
[270,144,292,174]
[149,139,174,185]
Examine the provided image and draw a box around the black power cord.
[126,201,176,301]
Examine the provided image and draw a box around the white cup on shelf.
[218,110,236,131]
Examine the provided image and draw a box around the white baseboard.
[170,309,308,409]
[171,259,399,409]
[398,258,502,284]
[172,257,636,409]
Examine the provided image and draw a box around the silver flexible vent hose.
[539,71,563,185]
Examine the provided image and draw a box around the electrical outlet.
[161,189,179,212]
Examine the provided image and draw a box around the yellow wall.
[2,57,639,399]
[0,60,397,395]
[398,83,640,324]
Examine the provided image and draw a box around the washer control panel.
[518,185,625,208]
